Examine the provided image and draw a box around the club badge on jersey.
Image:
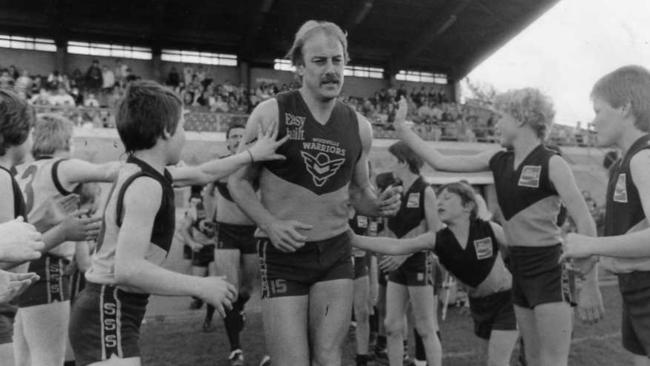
[518,165,542,188]
[613,173,628,203]
[473,237,494,260]
[406,192,421,208]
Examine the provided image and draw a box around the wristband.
[246,149,255,163]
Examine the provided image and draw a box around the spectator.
[182,90,194,107]
[167,66,180,87]
[8,65,19,80]
[71,68,84,90]
[0,69,15,89]
[15,70,33,96]
[183,64,194,86]
[85,60,103,92]
[210,95,229,113]
[114,59,128,83]
[29,88,51,106]
[50,87,75,106]
[83,93,100,107]
[70,87,84,106]
[102,65,115,90]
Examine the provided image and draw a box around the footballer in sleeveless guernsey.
[0,166,27,346]
[256,90,362,298]
[489,145,575,308]
[14,157,77,307]
[69,156,175,365]
[187,199,216,267]
[386,176,434,286]
[603,134,650,356]
[434,219,515,339]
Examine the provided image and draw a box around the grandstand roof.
[0,0,558,81]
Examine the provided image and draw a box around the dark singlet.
[85,156,175,287]
[191,201,216,239]
[602,134,650,273]
[489,145,562,246]
[434,219,500,288]
[388,176,427,239]
[258,90,363,241]
[0,166,27,313]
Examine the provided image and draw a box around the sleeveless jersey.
[85,156,175,291]
[0,166,26,220]
[489,145,562,247]
[434,219,511,296]
[188,201,215,244]
[15,157,78,259]
[0,166,27,313]
[387,176,428,239]
[601,134,650,273]
[259,90,362,241]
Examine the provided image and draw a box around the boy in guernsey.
[353,182,519,366]
[393,89,603,366]
[69,80,287,366]
[563,65,650,366]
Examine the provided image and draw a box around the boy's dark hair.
[0,89,34,156]
[388,141,424,175]
[116,80,182,153]
[437,182,478,220]
[226,123,245,139]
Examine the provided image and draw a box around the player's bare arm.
[351,232,437,256]
[394,97,500,172]
[170,118,287,187]
[113,176,236,316]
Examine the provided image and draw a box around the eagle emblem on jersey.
[300,151,346,187]
[613,173,628,203]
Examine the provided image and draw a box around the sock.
[356,354,370,366]
[369,310,378,333]
[414,329,425,361]
[205,304,215,323]
[224,307,243,351]
[375,335,387,350]
[64,362,76,366]
[233,292,251,313]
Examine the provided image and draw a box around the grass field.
[139,283,627,366]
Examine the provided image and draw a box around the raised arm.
[113,177,236,316]
[424,186,443,232]
[351,232,436,256]
[169,120,287,187]
[228,99,311,253]
[59,159,121,187]
[394,98,499,172]
[350,114,401,217]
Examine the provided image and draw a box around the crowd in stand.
[1,61,589,145]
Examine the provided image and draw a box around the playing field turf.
[139,283,625,366]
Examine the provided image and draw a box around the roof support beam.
[387,0,473,75]
[344,0,375,33]
[240,0,275,59]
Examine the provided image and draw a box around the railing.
[33,105,592,147]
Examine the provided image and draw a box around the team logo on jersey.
[613,173,628,203]
[518,165,542,188]
[406,193,421,208]
[301,151,346,187]
[357,215,369,228]
[285,113,305,140]
[473,237,493,260]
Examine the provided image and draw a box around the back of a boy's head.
[0,89,34,156]
[116,80,182,153]
[592,65,650,132]
[32,114,74,158]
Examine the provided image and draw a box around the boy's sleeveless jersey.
[0,166,26,220]
[387,176,427,239]
[434,219,511,294]
[85,156,175,290]
[259,90,363,241]
[189,201,215,244]
[601,134,650,273]
[15,157,77,258]
[489,145,562,247]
